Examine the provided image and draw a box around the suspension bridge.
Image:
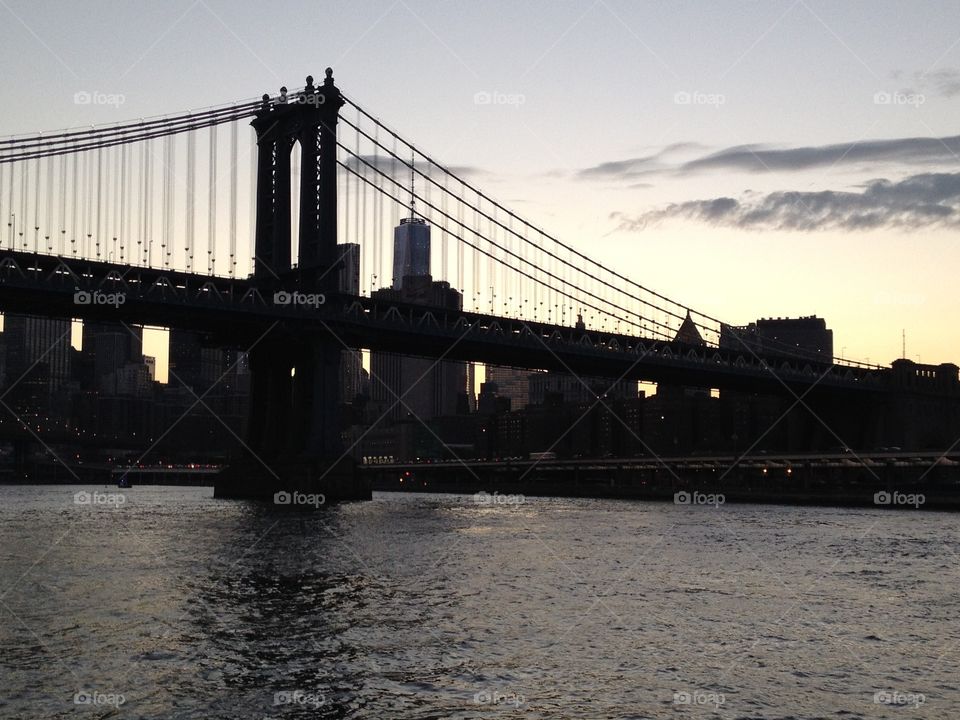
[0,69,955,501]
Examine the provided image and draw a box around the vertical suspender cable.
[185,129,195,272]
[95,146,103,258]
[161,136,168,266]
[71,149,78,256]
[144,139,152,266]
[208,125,217,274]
[111,144,119,259]
[371,124,380,295]
[44,154,53,251]
[58,155,66,254]
[343,128,350,252]
[4,162,11,248]
[119,144,126,262]
[441,170,448,289]
[33,156,40,252]
[357,108,365,287]
[20,158,28,248]
[457,178,464,296]
[229,119,238,277]
[85,148,93,257]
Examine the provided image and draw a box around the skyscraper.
[338,243,364,402]
[720,315,833,361]
[370,276,467,422]
[338,243,361,294]
[3,315,72,389]
[392,218,430,289]
[81,322,143,392]
[485,365,539,410]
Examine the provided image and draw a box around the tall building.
[144,356,156,382]
[370,274,467,422]
[392,218,430,289]
[721,315,833,361]
[338,243,361,294]
[81,322,143,392]
[486,365,539,410]
[169,329,207,391]
[466,362,478,413]
[2,314,72,389]
[338,243,364,402]
[0,315,73,429]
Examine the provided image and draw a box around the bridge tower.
[216,69,369,502]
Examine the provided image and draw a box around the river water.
[0,485,957,719]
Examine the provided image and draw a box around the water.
[0,485,958,719]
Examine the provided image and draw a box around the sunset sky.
[2,0,959,375]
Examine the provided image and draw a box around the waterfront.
[1,485,958,718]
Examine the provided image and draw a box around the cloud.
[894,67,960,98]
[344,154,485,180]
[577,142,705,180]
[681,136,960,174]
[926,68,960,97]
[580,134,960,180]
[613,172,960,232]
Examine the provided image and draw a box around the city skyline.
[4,7,960,718]
[1,0,958,373]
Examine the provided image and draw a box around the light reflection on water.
[0,485,958,718]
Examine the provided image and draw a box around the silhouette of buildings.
[338,243,365,403]
[392,217,430,289]
[369,274,468,422]
[675,310,705,346]
[2,315,72,389]
[721,315,833,361]
[528,372,638,406]
[81,322,143,394]
[369,218,468,424]
[485,365,538,410]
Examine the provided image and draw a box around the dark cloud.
[577,142,705,180]
[894,67,960,98]
[580,134,960,180]
[927,68,960,97]
[344,155,484,179]
[613,172,960,232]
[682,136,960,174]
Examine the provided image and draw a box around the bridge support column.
[216,332,366,503]
[216,69,366,503]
